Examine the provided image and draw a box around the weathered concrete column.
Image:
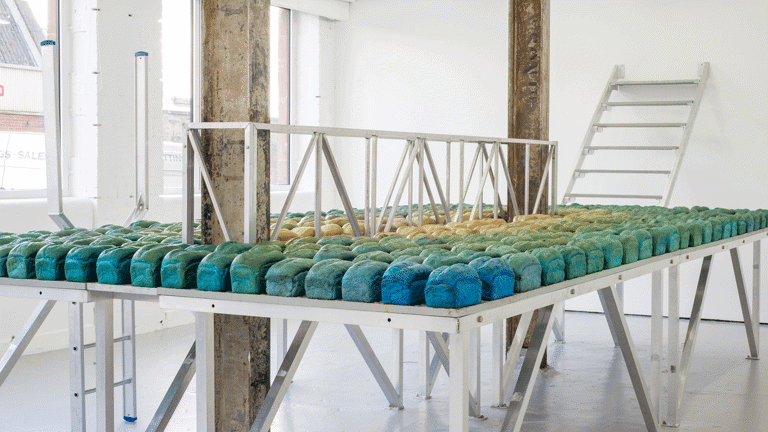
[201,1,270,430]
[507,0,550,366]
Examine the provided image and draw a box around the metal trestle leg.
[251,321,319,432]
[0,299,55,387]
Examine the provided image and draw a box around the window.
[0,1,48,198]
[161,3,292,194]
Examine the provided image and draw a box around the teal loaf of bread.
[230,250,285,294]
[382,261,433,305]
[502,253,542,292]
[468,257,515,300]
[130,245,184,287]
[161,249,212,289]
[196,253,239,292]
[266,258,317,297]
[424,264,482,308]
[305,259,354,300]
[65,245,117,282]
[35,244,78,280]
[7,242,48,279]
[97,246,140,285]
[341,260,390,303]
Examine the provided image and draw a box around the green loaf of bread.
[230,250,285,294]
[305,259,354,300]
[553,245,587,280]
[35,244,78,280]
[65,245,117,282]
[0,244,15,277]
[314,247,358,262]
[161,249,212,289]
[568,239,605,274]
[617,234,639,265]
[196,253,239,292]
[529,248,566,286]
[625,230,653,260]
[284,248,318,259]
[423,254,469,270]
[266,258,316,297]
[502,253,542,293]
[595,236,623,269]
[131,245,184,287]
[97,246,140,285]
[353,251,394,264]
[7,242,48,279]
[214,241,254,255]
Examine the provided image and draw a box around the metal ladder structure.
[555,63,710,346]
[562,63,709,207]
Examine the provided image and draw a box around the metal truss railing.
[182,122,557,243]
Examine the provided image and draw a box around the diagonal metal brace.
[426,331,481,417]
[344,325,402,408]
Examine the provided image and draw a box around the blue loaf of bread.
[7,242,48,279]
[341,260,390,303]
[65,245,117,282]
[266,258,317,297]
[161,249,212,289]
[130,245,184,287]
[196,252,239,292]
[424,264,482,308]
[382,261,433,305]
[468,257,515,300]
[97,246,140,285]
[529,248,566,286]
[502,253,542,292]
[553,245,587,280]
[35,244,78,280]
[305,259,354,300]
[230,250,285,294]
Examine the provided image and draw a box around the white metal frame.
[156,228,765,432]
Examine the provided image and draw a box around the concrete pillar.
[506,0,550,365]
[201,1,270,430]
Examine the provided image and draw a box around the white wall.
[332,0,768,322]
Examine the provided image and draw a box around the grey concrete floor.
[0,311,765,431]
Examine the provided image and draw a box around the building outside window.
[0,0,46,197]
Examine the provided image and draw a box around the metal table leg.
[650,271,663,420]
[344,324,402,409]
[195,312,214,432]
[426,331,481,417]
[667,265,680,427]
[671,256,712,418]
[250,320,318,432]
[146,343,196,432]
[491,321,505,407]
[601,287,659,432]
[0,299,55,387]
[731,248,760,359]
[449,331,469,432]
[69,302,86,432]
[95,299,115,432]
[392,328,404,409]
[500,305,556,432]
[122,299,137,422]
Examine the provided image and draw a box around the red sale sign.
[0,85,4,96]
